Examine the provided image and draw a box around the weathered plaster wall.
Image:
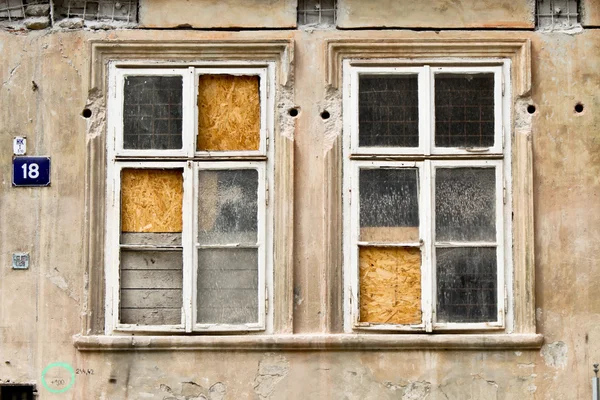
[138,0,297,28]
[0,2,599,400]
[337,0,535,29]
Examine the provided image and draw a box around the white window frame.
[343,60,512,333]
[105,61,275,335]
[192,161,268,332]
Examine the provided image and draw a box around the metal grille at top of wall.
[0,0,48,20]
[297,0,336,26]
[57,0,137,22]
[536,0,579,29]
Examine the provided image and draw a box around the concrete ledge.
[73,333,544,351]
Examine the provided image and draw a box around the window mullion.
[422,159,434,332]
[420,65,432,156]
[182,161,194,332]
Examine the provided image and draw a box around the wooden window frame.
[104,61,276,334]
[343,61,513,333]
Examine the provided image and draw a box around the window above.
[343,62,511,333]
[348,66,504,155]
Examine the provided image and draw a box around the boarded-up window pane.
[197,75,260,151]
[435,168,496,242]
[198,169,258,245]
[436,247,497,323]
[119,250,182,325]
[121,169,183,233]
[123,76,183,150]
[359,75,419,148]
[359,246,422,324]
[197,248,258,324]
[359,168,419,242]
[435,73,495,148]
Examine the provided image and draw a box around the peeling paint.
[541,341,568,369]
[253,354,289,400]
[322,85,343,154]
[386,380,432,400]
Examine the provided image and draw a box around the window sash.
[106,160,268,333]
[106,161,192,333]
[111,67,195,158]
[192,161,267,332]
[430,66,504,155]
[110,65,271,159]
[348,65,504,156]
[194,68,269,157]
[345,159,505,332]
[430,160,505,330]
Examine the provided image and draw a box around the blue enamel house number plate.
[12,156,51,187]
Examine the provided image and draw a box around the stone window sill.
[73,333,543,351]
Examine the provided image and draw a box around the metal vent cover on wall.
[55,0,137,22]
[536,0,579,29]
[297,0,336,26]
[0,0,48,20]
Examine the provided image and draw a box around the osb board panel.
[197,75,260,152]
[360,227,419,242]
[139,0,296,29]
[121,169,183,233]
[582,0,600,25]
[359,246,422,324]
[337,0,534,28]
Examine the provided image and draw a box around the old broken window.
[344,64,507,332]
[105,65,272,333]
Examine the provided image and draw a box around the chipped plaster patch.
[253,353,289,399]
[541,341,568,369]
[322,86,343,154]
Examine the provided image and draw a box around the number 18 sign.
[13,156,51,187]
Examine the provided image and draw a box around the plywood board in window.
[121,169,183,233]
[360,227,419,243]
[197,75,260,151]
[359,246,422,325]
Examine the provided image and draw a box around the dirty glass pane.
[360,168,419,242]
[123,76,183,150]
[435,168,496,242]
[436,247,497,323]
[359,75,419,148]
[197,75,260,151]
[198,169,258,245]
[435,73,495,148]
[119,249,183,325]
[197,248,258,324]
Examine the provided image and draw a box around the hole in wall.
[289,108,299,117]
[527,105,536,114]
[575,103,584,113]
[82,108,92,118]
[321,110,330,120]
